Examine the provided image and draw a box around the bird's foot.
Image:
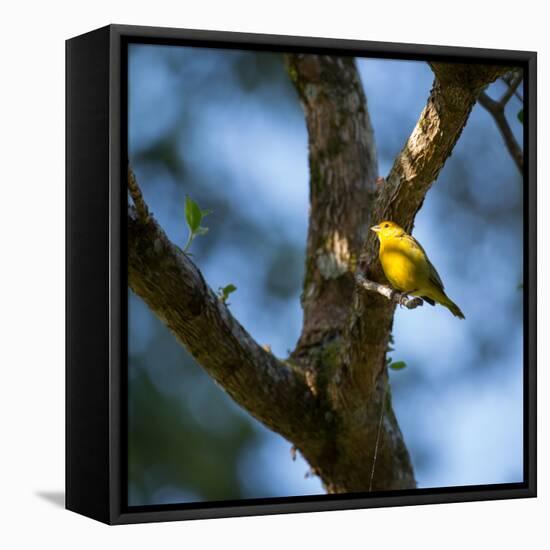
[396,292,424,309]
[397,292,410,307]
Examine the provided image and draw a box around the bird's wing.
[427,258,445,291]
[401,234,445,291]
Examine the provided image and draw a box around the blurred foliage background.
[127,44,524,506]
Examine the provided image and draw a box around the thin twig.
[128,166,150,222]
[501,72,523,103]
[356,273,424,310]
[369,375,389,492]
[499,74,522,107]
[477,91,523,173]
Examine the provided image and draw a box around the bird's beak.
[370,225,381,233]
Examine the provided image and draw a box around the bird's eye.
[384,223,389,228]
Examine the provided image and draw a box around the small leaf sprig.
[218,284,237,304]
[183,196,212,254]
[182,196,237,305]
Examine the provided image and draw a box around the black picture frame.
[66,24,537,525]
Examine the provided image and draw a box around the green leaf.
[389,361,407,371]
[218,284,237,303]
[185,196,203,233]
[517,109,524,124]
[183,196,213,254]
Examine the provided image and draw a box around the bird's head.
[370,220,405,240]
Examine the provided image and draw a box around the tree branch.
[499,70,523,105]
[355,273,424,309]
[477,90,523,173]
[128,166,150,222]
[128,194,322,447]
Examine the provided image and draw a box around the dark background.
[127,44,524,506]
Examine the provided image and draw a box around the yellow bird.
[371,220,465,319]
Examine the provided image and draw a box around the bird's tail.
[440,294,465,319]
[428,288,465,319]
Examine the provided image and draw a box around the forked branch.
[477,79,523,173]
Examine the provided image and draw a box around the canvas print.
[126,44,524,507]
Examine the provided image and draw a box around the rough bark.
[284,54,378,352]
[128,208,324,446]
[283,54,414,491]
[128,58,509,495]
